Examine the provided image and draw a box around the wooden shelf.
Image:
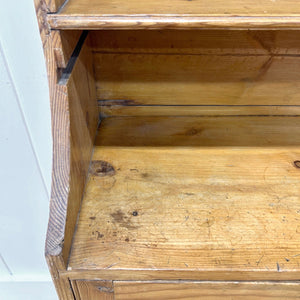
[68,116,300,281]
[48,0,300,29]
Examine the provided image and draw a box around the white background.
[0,0,58,298]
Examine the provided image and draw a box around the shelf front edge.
[48,15,300,30]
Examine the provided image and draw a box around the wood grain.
[35,1,98,299]
[68,116,300,280]
[72,280,114,300]
[114,281,300,299]
[61,39,99,263]
[48,0,300,29]
[94,54,300,106]
[52,30,83,68]
[90,30,300,56]
[45,0,65,13]
[93,116,300,147]
[100,104,300,117]
[34,3,77,299]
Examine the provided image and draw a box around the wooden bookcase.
[35,0,300,298]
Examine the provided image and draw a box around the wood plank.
[35,1,98,297]
[91,30,300,56]
[60,38,99,264]
[114,281,300,299]
[72,280,114,300]
[68,116,300,280]
[48,0,300,29]
[34,2,81,299]
[52,30,83,68]
[100,104,300,117]
[58,0,300,15]
[95,54,300,106]
[95,116,300,147]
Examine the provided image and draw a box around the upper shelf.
[48,0,300,30]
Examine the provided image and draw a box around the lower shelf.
[72,280,300,300]
[68,116,300,280]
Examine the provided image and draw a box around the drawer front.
[72,280,300,299]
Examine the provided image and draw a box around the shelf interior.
[68,116,300,279]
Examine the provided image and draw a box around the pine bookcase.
[34,0,300,298]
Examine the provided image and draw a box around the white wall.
[0,0,57,299]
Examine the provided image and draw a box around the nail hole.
[132,211,138,216]
[294,161,300,168]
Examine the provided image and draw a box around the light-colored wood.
[34,3,76,299]
[68,116,300,280]
[94,116,300,147]
[114,281,300,299]
[46,255,74,300]
[48,0,300,30]
[95,54,300,106]
[52,30,83,68]
[91,30,300,55]
[100,104,300,117]
[61,39,99,264]
[58,0,300,15]
[35,2,99,299]
[45,0,65,13]
[94,30,300,117]
[72,280,114,300]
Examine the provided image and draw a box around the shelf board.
[68,116,300,280]
[48,0,300,29]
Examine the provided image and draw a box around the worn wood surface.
[68,116,300,280]
[93,30,300,117]
[114,281,300,299]
[61,39,99,263]
[94,54,300,106]
[52,30,83,68]
[34,1,98,299]
[92,116,300,147]
[45,0,65,13]
[100,103,300,117]
[72,280,114,300]
[34,2,77,299]
[48,0,300,29]
[90,30,300,55]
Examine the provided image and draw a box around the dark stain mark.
[125,237,130,242]
[96,231,104,239]
[185,128,201,136]
[294,161,300,168]
[90,160,115,177]
[97,286,114,293]
[184,193,195,196]
[199,218,215,228]
[175,127,203,137]
[89,216,96,220]
[132,211,138,216]
[110,209,139,230]
[277,262,281,272]
[141,173,149,178]
[98,99,140,107]
[285,258,290,262]
[130,168,139,172]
